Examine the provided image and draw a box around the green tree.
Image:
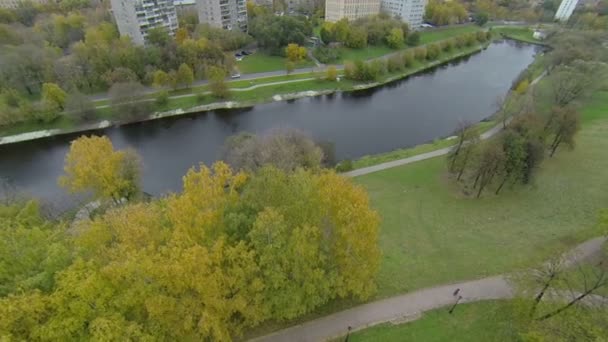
[285,61,295,75]
[41,83,67,110]
[474,12,489,26]
[65,91,96,122]
[175,63,194,89]
[414,46,427,60]
[407,31,420,46]
[59,135,142,203]
[426,44,441,60]
[208,66,229,98]
[345,26,367,48]
[386,28,404,49]
[152,69,171,88]
[326,65,338,81]
[546,106,580,157]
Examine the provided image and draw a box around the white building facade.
[554,0,579,21]
[325,0,381,22]
[110,0,179,46]
[381,0,426,29]
[196,0,248,31]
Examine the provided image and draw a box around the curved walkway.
[252,236,606,342]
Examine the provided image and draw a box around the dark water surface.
[0,40,539,205]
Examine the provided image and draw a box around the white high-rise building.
[196,0,248,31]
[381,0,426,29]
[110,0,179,46]
[554,0,579,21]
[325,0,381,22]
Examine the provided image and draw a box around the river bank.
[0,43,491,146]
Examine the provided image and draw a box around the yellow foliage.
[59,135,141,202]
[285,43,307,62]
[515,79,529,95]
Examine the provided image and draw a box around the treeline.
[447,30,608,197]
[342,31,490,82]
[0,133,381,340]
[0,1,251,128]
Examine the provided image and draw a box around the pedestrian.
[344,326,352,342]
[453,288,460,296]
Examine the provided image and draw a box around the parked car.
[235,53,242,57]
[236,56,243,61]
[231,73,241,79]
[241,50,252,56]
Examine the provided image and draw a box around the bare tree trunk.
[550,134,562,157]
[537,290,594,321]
[495,175,509,195]
[529,272,557,318]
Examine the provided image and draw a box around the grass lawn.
[419,25,482,45]
[354,91,608,297]
[493,26,542,44]
[236,53,316,74]
[338,45,395,62]
[349,301,516,342]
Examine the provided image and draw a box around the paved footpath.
[252,236,606,342]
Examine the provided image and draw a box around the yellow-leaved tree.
[59,135,141,203]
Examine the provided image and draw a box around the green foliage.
[425,0,468,25]
[175,63,194,89]
[313,46,342,64]
[208,66,230,99]
[402,51,415,67]
[0,200,71,296]
[326,65,338,81]
[476,30,488,43]
[336,159,354,172]
[414,46,427,60]
[65,91,96,122]
[387,54,405,72]
[41,83,67,110]
[155,90,169,107]
[249,15,312,54]
[345,26,368,49]
[474,12,489,26]
[406,31,420,46]
[386,28,404,49]
[426,43,441,60]
[195,23,252,51]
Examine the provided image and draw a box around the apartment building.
[381,0,426,29]
[0,0,47,9]
[325,0,381,22]
[110,0,179,46]
[196,0,248,31]
[554,0,579,21]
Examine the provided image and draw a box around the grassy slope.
[349,301,515,342]
[493,26,541,44]
[354,91,608,297]
[419,25,482,45]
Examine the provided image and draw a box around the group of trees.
[319,14,410,49]
[249,13,312,55]
[0,133,381,340]
[425,0,469,26]
[343,31,489,82]
[0,0,249,128]
[446,30,608,198]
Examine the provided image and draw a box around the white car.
[231,73,241,79]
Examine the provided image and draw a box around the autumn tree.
[326,65,338,81]
[285,43,307,63]
[545,61,606,107]
[59,135,141,203]
[494,130,527,194]
[222,128,324,172]
[42,82,67,110]
[208,66,229,98]
[285,61,295,75]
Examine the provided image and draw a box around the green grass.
[349,301,516,342]
[236,53,316,74]
[338,45,395,62]
[354,93,608,297]
[493,26,542,44]
[419,25,482,45]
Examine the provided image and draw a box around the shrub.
[455,35,466,48]
[440,39,454,52]
[344,61,356,79]
[426,44,441,60]
[387,54,405,72]
[476,30,487,43]
[155,90,169,107]
[402,51,415,67]
[464,33,477,46]
[336,159,354,172]
[326,65,338,81]
[414,46,427,60]
[407,31,420,46]
[313,47,341,64]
